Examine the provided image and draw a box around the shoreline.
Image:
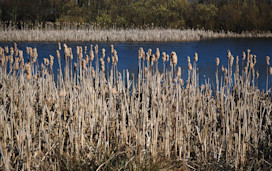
[1,28,272,42]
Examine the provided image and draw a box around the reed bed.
[1,22,272,42]
[0,43,272,170]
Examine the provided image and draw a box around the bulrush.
[216,57,220,66]
[194,52,198,62]
[266,56,270,65]
[156,48,160,60]
[0,46,272,171]
[171,52,178,66]
[162,52,166,62]
[58,42,61,50]
[102,48,106,59]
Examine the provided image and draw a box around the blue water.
[1,38,272,90]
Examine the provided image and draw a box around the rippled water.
[1,38,272,90]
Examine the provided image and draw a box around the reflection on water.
[1,38,272,90]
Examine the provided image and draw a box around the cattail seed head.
[162,52,166,62]
[187,56,191,64]
[242,52,246,61]
[82,59,87,70]
[107,56,110,63]
[95,44,99,54]
[194,52,198,62]
[111,44,114,54]
[56,50,60,59]
[166,54,169,62]
[270,67,272,75]
[216,57,220,66]
[58,42,61,50]
[227,50,231,59]
[171,52,178,66]
[266,56,270,65]
[230,55,234,67]
[188,63,192,71]
[4,46,9,54]
[44,58,49,66]
[102,48,106,59]
[156,48,160,60]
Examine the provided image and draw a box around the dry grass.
[0,43,271,170]
[1,22,272,42]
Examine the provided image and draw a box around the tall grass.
[1,22,272,42]
[0,43,271,170]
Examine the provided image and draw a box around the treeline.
[1,0,272,32]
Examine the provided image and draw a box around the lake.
[1,38,272,90]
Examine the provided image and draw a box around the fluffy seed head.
[171,52,178,66]
[188,63,192,71]
[266,56,270,65]
[216,57,220,66]
[194,52,198,62]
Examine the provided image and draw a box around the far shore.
[1,28,272,42]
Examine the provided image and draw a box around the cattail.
[166,54,169,62]
[44,58,49,66]
[25,63,31,80]
[4,46,9,54]
[49,55,54,69]
[9,55,14,64]
[14,58,19,70]
[162,52,166,62]
[114,50,118,63]
[270,67,272,75]
[242,52,246,61]
[95,44,99,54]
[194,52,198,62]
[256,71,259,79]
[227,50,231,60]
[82,59,87,70]
[148,49,152,56]
[171,52,178,66]
[10,47,14,56]
[156,48,160,60]
[247,49,251,58]
[230,55,234,67]
[146,52,150,61]
[216,57,220,66]
[107,56,110,63]
[90,49,94,61]
[56,50,60,59]
[187,56,191,64]
[177,67,181,77]
[266,56,270,65]
[111,44,114,54]
[84,46,87,55]
[144,67,148,78]
[58,42,61,50]
[102,48,106,59]
[188,63,192,71]
[19,50,23,61]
